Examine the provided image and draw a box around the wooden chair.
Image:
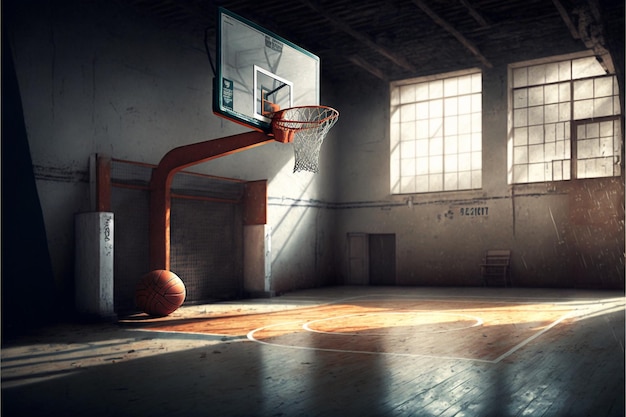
[481,250,511,287]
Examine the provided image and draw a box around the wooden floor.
[2,286,624,417]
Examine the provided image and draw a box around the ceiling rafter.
[552,0,613,73]
[298,0,416,72]
[552,0,581,39]
[348,55,388,81]
[459,0,490,28]
[410,0,493,69]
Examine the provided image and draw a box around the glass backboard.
[214,8,320,132]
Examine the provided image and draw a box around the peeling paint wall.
[333,63,624,290]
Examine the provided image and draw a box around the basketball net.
[271,106,339,173]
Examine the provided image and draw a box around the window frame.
[507,51,622,185]
[390,68,483,195]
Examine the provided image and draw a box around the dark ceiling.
[121,0,624,83]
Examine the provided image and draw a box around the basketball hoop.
[271,105,339,173]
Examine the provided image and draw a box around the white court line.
[246,321,495,363]
[302,311,484,335]
[246,296,578,364]
[491,311,573,363]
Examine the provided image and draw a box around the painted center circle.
[303,311,483,335]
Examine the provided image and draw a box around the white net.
[272,106,339,173]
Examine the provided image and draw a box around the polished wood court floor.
[2,286,624,417]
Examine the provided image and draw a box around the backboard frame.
[213,7,320,133]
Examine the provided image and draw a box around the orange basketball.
[135,270,186,316]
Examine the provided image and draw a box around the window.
[509,53,622,183]
[390,70,482,194]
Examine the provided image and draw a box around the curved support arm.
[149,131,273,271]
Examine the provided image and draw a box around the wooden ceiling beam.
[347,55,388,81]
[552,0,614,73]
[410,0,493,69]
[552,0,581,39]
[459,0,490,28]
[299,0,416,72]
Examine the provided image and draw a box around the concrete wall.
[333,63,624,289]
[6,0,339,303]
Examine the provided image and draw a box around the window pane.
[401,158,416,176]
[471,93,482,112]
[445,136,458,153]
[513,67,528,87]
[545,123,556,142]
[445,173,458,190]
[513,108,528,127]
[514,146,528,164]
[594,96,614,117]
[528,64,546,85]
[513,89,528,109]
[513,164,528,182]
[572,56,606,79]
[528,126,543,144]
[416,157,429,175]
[444,77,458,96]
[558,102,571,121]
[528,163,546,182]
[514,127,528,146]
[401,140,416,157]
[472,133,482,151]
[595,77,613,97]
[400,103,416,121]
[545,84,559,104]
[416,83,429,101]
[429,174,443,191]
[416,102,429,119]
[430,137,443,155]
[416,120,429,139]
[430,118,443,138]
[471,170,481,188]
[458,115,471,134]
[574,99,593,119]
[430,155,443,173]
[445,97,458,115]
[430,99,443,118]
[445,154,458,171]
[528,86,544,106]
[558,82,570,101]
[400,85,416,103]
[401,176,416,193]
[545,104,559,123]
[458,95,471,113]
[529,144,545,163]
[471,152,482,170]
[415,158,429,175]
[528,107,544,125]
[429,80,443,99]
[558,61,571,81]
[471,73,482,93]
[401,121,416,140]
[416,139,429,157]
[458,134,471,152]
[545,62,560,83]
[574,79,594,100]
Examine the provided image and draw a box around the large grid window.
[391,70,482,194]
[509,53,622,183]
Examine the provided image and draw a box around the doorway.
[347,233,396,285]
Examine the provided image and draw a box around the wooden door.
[347,233,369,285]
[369,234,396,285]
